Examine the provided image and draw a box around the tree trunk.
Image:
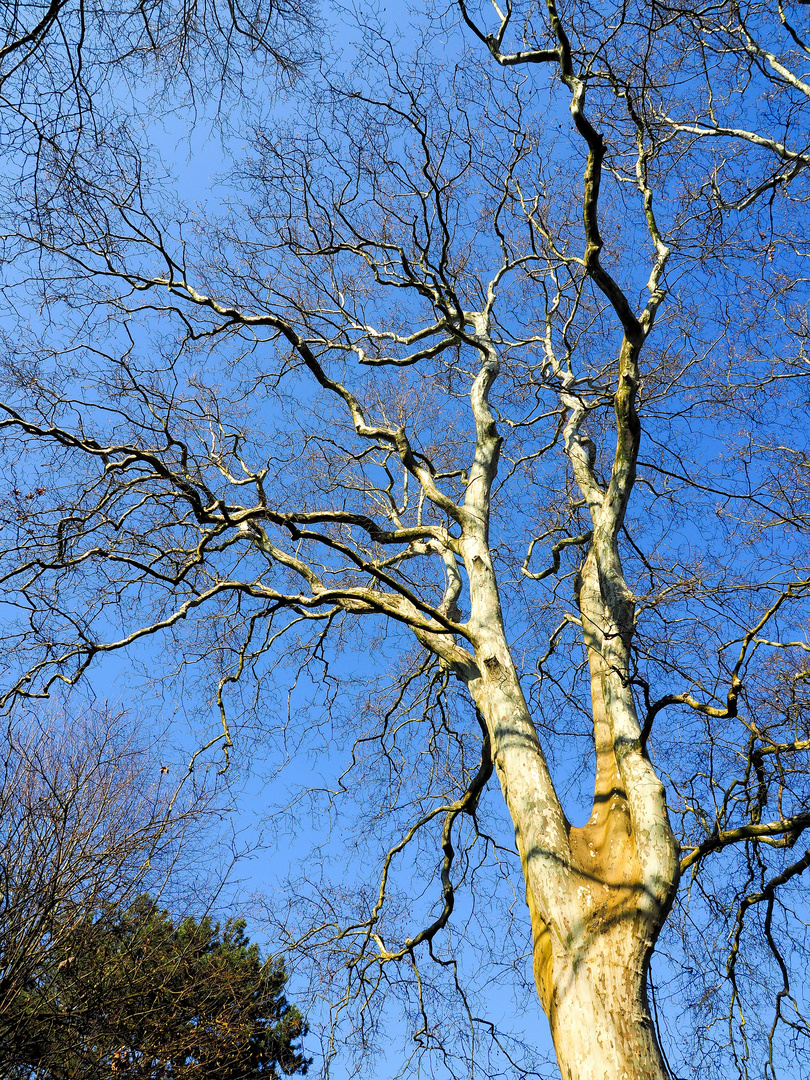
[464,635,675,1079]
[545,922,666,1080]
[458,323,677,1080]
[461,547,677,1080]
[528,792,672,1080]
[522,742,674,1080]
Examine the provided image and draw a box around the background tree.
[1,1,810,1079]
[0,0,313,146]
[3,894,309,1079]
[0,707,213,1049]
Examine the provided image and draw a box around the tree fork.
[461,508,677,1078]
[471,635,675,1080]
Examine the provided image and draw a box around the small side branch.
[680,813,810,873]
[521,530,592,581]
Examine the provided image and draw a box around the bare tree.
[2,1,810,1079]
[0,0,315,246]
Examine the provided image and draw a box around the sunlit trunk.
[462,537,677,1080]
[459,315,678,1079]
[528,798,673,1080]
[522,706,674,1080]
[544,922,667,1080]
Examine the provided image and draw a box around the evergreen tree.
[1,896,309,1079]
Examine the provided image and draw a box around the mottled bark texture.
[464,555,677,1079]
[455,313,679,1078]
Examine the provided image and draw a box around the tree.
[0,0,312,152]
[0,707,211,1052]
[1,1,810,1078]
[3,894,309,1079]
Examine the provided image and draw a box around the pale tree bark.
[447,311,678,1078]
[442,6,681,1069]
